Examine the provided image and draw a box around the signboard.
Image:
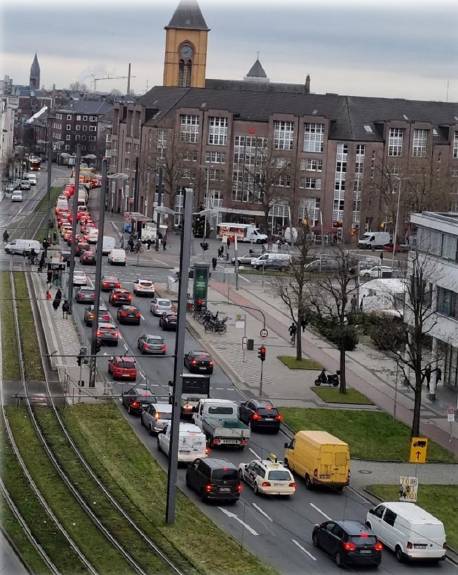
[260,328,268,338]
[235,320,245,329]
[399,476,418,502]
[193,263,210,308]
[409,437,428,464]
[447,407,455,423]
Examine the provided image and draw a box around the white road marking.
[249,447,261,459]
[154,258,168,266]
[252,503,273,522]
[238,274,251,283]
[309,503,332,521]
[140,314,145,320]
[218,507,258,536]
[149,384,160,387]
[292,539,317,561]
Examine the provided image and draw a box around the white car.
[73,271,88,286]
[157,422,207,463]
[133,279,155,297]
[86,228,99,244]
[26,173,37,185]
[238,456,296,496]
[359,265,393,279]
[150,297,172,316]
[11,191,23,202]
[141,402,172,435]
[19,180,31,191]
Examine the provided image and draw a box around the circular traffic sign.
[260,328,268,338]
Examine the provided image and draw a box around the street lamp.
[392,176,403,270]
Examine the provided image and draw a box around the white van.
[108,248,126,266]
[366,502,446,562]
[26,173,37,185]
[157,422,207,463]
[358,231,391,249]
[5,239,41,256]
[251,252,291,270]
[102,236,116,255]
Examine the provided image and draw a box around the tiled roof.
[58,100,112,116]
[246,59,267,79]
[165,0,209,31]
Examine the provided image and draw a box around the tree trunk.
[411,372,423,437]
[339,345,347,394]
[296,320,302,361]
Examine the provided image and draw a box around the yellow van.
[284,430,350,491]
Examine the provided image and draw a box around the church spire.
[29,53,40,90]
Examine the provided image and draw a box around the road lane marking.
[218,507,258,536]
[252,503,273,522]
[309,503,332,521]
[239,274,251,283]
[140,314,145,320]
[292,539,316,560]
[249,447,261,459]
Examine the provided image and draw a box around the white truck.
[358,231,391,249]
[217,223,267,244]
[169,374,210,419]
[193,399,250,449]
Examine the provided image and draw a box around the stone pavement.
[190,279,458,457]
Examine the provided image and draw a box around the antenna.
[446,80,450,102]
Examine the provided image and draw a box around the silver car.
[141,402,172,434]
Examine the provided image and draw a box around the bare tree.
[275,222,312,360]
[69,81,89,93]
[307,247,358,393]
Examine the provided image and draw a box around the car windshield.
[267,470,291,481]
[147,337,163,343]
[257,407,278,416]
[157,412,172,420]
[208,406,233,415]
[117,360,135,368]
[212,468,238,481]
[350,535,377,545]
[139,281,152,287]
[157,300,170,306]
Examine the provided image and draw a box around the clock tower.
[163,0,209,88]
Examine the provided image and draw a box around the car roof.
[144,334,163,340]
[336,520,373,535]
[137,279,153,283]
[189,350,209,356]
[114,356,136,363]
[257,459,289,470]
[250,399,275,408]
[152,403,172,411]
[379,502,443,523]
[203,458,237,470]
[179,423,203,433]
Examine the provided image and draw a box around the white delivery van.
[157,422,207,463]
[251,252,291,270]
[108,248,126,266]
[358,231,391,249]
[366,502,446,562]
[102,236,116,255]
[217,223,268,244]
[5,239,41,256]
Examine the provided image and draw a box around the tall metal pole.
[127,63,131,96]
[67,145,81,312]
[166,188,193,524]
[155,167,163,251]
[47,137,53,240]
[392,177,402,270]
[89,159,108,388]
[234,234,239,290]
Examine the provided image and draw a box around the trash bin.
[247,338,254,351]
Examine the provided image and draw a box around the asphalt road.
[68,257,456,575]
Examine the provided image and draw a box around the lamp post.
[392,176,403,270]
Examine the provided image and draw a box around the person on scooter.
[317,368,328,384]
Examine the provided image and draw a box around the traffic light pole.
[155,167,163,251]
[89,158,108,388]
[260,360,264,397]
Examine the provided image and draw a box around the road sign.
[399,476,418,502]
[447,407,455,423]
[260,328,268,338]
[409,436,428,464]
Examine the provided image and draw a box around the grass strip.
[277,355,322,370]
[35,406,180,575]
[61,403,278,575]
[0,421,87,574]
[280,407,455,463]
[13,272,45,382]
[6,407,133,574]
[366,484,458,551]
[311,387,374,405]
[0,272,20,380]
[0,495,52,575]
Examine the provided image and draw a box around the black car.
[312,520,383,568]
[184,351,213,374]
[159,313,177,331]
[121,385,158,415]
[239,400,282,432]
[186,458,241,503]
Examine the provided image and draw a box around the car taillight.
[374,542,383,552]
[209,361,213,366]
[251,413,261,421]
[204,484,213,493]
[275,414,283,422]
[131,401,140,408]
[342,542,356,552]
[161,344,167,351]
[261,481,271,487]
[236,483,243,493]
[96,330,102,336]
[183,403,193,410]
[155,413,160,420]
[191,359,197,365]
[289,482,296,489]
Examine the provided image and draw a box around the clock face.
[180,44,193,59]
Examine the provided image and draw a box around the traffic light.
[258,346,266,361]
[77,355,82,366]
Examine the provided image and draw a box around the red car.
[101,276,121,291]
[76,241,90,256]
[108,356,137,380]
[109,288,132,307]
[117,305,141,325]
[80,250,96,265]
[96,322,119,346]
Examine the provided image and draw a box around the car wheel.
[253,483,259,496]
[305,474,313,490]
[335,552,344,568]
[312,532,319,548]
[149,424,155,436]
[395,546,404,563]
[127,405,132,414]
[157,438,162,452]
[140,416,144,427]
[185,474,192,489]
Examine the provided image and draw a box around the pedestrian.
[146,238,152,250]
[52,288,62,311]
[38,252,46,273]
[226,236,231,250]
[128,237,134,252]
[360,294,366,312]
[288,322,297,345]
[436,366,442,386]
[162,238,167,251]
[53,231,57,244]
[212,256,217,271]
[218,245,224,258]
[120,236,125,249]
[2,229,9,243]
[301,318,307,333]
[47,269,52,284]
[62,300,70,319]
[351,294,358,314]
[424,364,431,391]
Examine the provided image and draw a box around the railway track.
[4,266,191,575]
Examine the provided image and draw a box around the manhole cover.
[358,469,373,475]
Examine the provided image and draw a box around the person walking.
[146,238,152,250]
[288,322,297,345]
[62,300,70,319]
[436,366,442,387]
[52,288,62,311]
[38,252,46,273]
[162,238,167,251]
[47,269,52,284]
[2,229,9,243]
[425,364,432,391]
[301,318,307,333]
[226,236,231,250]
[212,256,217,271]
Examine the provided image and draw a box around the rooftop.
[166,0,209,31]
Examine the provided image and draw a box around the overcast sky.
[1,0,457,102]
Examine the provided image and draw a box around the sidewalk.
[192,279,458,457]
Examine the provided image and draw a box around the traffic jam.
[53,177,448,572]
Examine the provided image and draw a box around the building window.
[205,151,225,164]
[76,125,81,131]
[89,115,97,122]
[66,124,71,131]
[453,132,458,159]
[82,125,88,131]
[180,114,199,144]
[205,168,225,182]
[232,135,266,203]
[299,177,321,190]
[82,135,86,141]
[75,135,81,142]
[66,134,71,141]
[300,158,323,171]
[299,197,321,226]
[412,129,428,157]
[208,117,228,146]
[83,115,88,121]
[303,123,325,153]
[157,129,167,157]
[277,173,291,187]
[89,135,96,142]
[437,287,458,319]
[76,115,81,121]
[56,113,62,120]
[183,149,197,162]
[388,128,404,157]
[89,125,97,132]
[273,121,294,150]
[64,144,70,150]
[66,114,72,120]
